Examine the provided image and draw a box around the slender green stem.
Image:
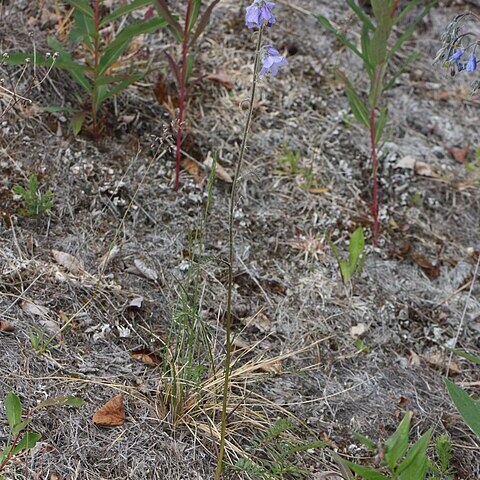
[215,27,264,480]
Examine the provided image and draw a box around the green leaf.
[98,17,168,75]
[42,106,81,114]
[70,9,96,48]
[347,0,375,31]
[337,70,370,128]
[360,23,374,78]
[340,260,352,283]
[185,53,195,83]
[4,392,22,431]
[348,227,365,274]
[101,0,152,26]
[375,107,388,143]
[384,411,411,470]
[11,419,32,435]
[317,15,363,61]
[384,51,420,91]
[71,111,86,135]
[35,395,85,410]
[452,349,480,365]
[190,0,221,46]
[397,428,432,480]
[342,460,389,480]
[369,63,387,108]
[353,432,377,452]
[12,432,42,455]
[65,0,94,18]
[96,72,144,105]
[188,0,202,32]
[445,379,480,438]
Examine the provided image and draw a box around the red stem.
[369,109,379,245]
[390,0,400,18]
[92,0,100,140]
[174,0,194,191]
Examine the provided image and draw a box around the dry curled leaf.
[425,352,461,375]
[0,320,15,332]
[448,146,470,163]
[350,323,368,338]
[182,158,204,183]
[412,253,440,279]
[133,259,158,281]
[22,300,50,317]
[52,250,84,274]
[242,312,272,333]
[131,348,161,366]
[92,394,125,427]
[203,153,233,183]
[205,72,234,89]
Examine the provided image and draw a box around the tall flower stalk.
[215,1,287,477]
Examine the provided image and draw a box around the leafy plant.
[0,392,84,477]
[318,0,435,244]
[6,0,168,137]
[427,434,455,479]
[342,411,432,480]
[330,227,366,284]
[233,418,326,479]
[275,147,316,191]
[12,175,53,217]
[153,0,221,190]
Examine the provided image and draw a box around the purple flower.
[467,53,477,72]
[245,0,276,29]
[450,49,464,62]
[259,46,287,77]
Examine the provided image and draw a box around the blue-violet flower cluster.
[245,0,287,78]
[434,12,480,93]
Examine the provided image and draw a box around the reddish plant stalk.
[390,0,400,18]
[369,108,379,245]
[174,0,194,191]
[92,0,101,140]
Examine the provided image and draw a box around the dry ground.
[0,0,479,478]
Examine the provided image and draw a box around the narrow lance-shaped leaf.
[341,460,390,480]
[384,411,411,470]
[154,0,183,40]
[188,0,202,33]
[397,428,432,480]
[347,0,375,31]
[64,0,94,18]
[101,0,152,26]
[317,15,364,61]
[445,379,480,438]
[98,17,168,76]
[190,0,221,46]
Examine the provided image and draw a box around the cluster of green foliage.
[0,392,83,478]
[6,0,169,136]
[12,175,53,217]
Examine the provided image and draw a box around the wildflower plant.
[12,174,54,218]
[434,12,480,94]
[215,1,287,478]
[5,0,169,138]
[152,0,221,190]
[318,0,434,244]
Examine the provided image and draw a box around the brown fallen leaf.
[242,312,272,333]
[448,146,470,163]
[131,348,161,366]
[182,158,204,183]
[92,394,125,426]
[412,253,440,279]
[205,72,233,89]
[203,153,233,183]
[0,320,15,332]
[425,352,461,375]
[52,250,84,274]
[395,156,437,178]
